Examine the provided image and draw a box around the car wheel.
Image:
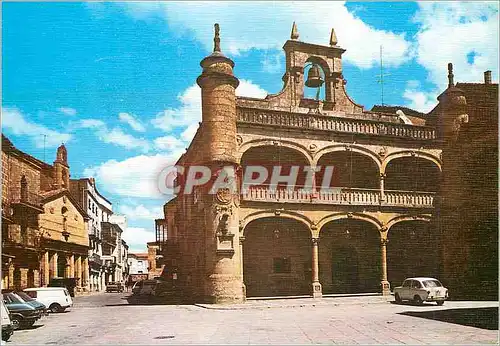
[436,301,444,306]
[49,303,62,313]
[413,295,423,305]
[395,293,402,304]
[11,316,22,330]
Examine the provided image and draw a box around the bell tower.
[196,24,245,303]
[266,24,363,114]
[53,144,70,189]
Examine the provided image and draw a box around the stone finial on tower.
[329,28,338,46]
[291,22,299,40]
[447,62,454,88]
[213,23,221,53]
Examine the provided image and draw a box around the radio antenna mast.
[377,45,391,106]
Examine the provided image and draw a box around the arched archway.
[240,145,310,190]
[385,156,441,192]
[387,220,438,289]
[316,151,379,189]
[243,217,311,297]
[319,219,380,293]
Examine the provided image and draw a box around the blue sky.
[2,2,498,252]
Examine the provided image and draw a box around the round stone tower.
[196,24,245,304]
[197,23,239,164]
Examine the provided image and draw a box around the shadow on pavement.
[104,294,188,306]
[398,307,498,330]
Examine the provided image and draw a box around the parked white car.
[1,300,14,341]
[23,287,73,313]
[394,277,448,305]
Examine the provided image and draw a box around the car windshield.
[423,280,442,288]
[3,293,23,304]
[15,291,34,301]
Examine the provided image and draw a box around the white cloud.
[83,153,176,198]
[99,127,151,152]
[236,79,268,98]
[413,2,499,90]
[403,89,438,113]
[75,118,150,152]
[153,135,185,153]
[2,107,72,148]
[118,204,163,221]
[78,119,106,128]
[122,227,155,253]
[122,1,412,69]
[58,107,77,116]
[151,80,266,132]
[119,112,146,132]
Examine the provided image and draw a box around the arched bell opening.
[243,217,311,297]
[240,145,310,190]
[316,151,379,190]
[319,219,380,293]
[303,64,326,100]
[385,157,440,192]
[387,220,438,289]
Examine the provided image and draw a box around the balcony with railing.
[89,253,103,266]
[236,107,436,141]
[241,185,435,209]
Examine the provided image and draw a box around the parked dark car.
[2,292,42,330]
[106,282,124,293]
[49,277,78,297]
[2,290,47,316]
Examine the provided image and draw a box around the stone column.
[69,255,75,278]
[239,236,246,298]
[50,252,58,279]
[83,257,89,291]
[380,237,390,295]
[8,262,15,289]
[311,237,322,298]
[33,269,40,287]
[41,251,50,286]
[379,172,386,202]
[20,268,29,289]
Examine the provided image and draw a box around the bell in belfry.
[305,64,324,88]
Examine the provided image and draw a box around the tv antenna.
[377,45,391,106]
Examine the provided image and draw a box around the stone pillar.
[8,262,15,289]
[75,256,82,283]
[41,251,50,286]
[33,269,40,287]
[49,252,58,279]
[311,238,322,298]
[380,237,390,295]
[83,257,89,291]
[20,268,29,289]
[239,236,246,298]
[379,172,386,201]
[69,255,75,278]
[197,24,244,304]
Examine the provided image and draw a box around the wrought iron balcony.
[237,107,437,141]
[89,253,103,266]
[241,185,435,208]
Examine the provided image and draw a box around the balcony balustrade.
[236,108,436,140]
[241,185,435,208]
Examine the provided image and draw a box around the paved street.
[7,293,498,345]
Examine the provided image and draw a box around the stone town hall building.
[156,24,498,303]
